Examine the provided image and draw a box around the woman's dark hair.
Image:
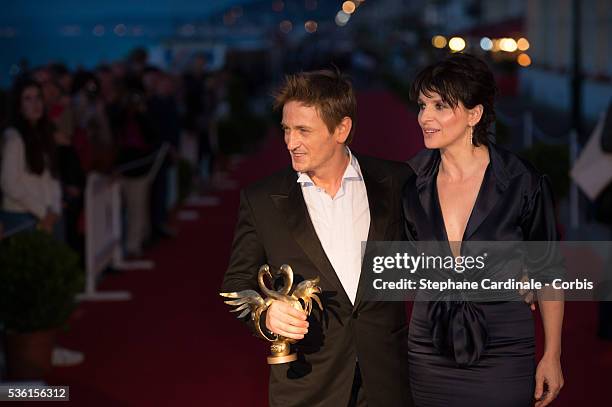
[410,53,497,146]
[9,78,57,177]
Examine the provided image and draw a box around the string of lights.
[431,34,532,67]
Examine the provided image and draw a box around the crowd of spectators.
[0,49,233,257]
[0,48,245,371]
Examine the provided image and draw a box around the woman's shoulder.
[3,127,22,141]
[406,148,437,174]
[403,148,439,192]
[2,127,24,147]
[490,143,547,192]
[491,143,538,171]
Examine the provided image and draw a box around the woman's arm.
[1,131,48,219]
[520,174,565,406]
[539,293,564,358]
[534,294,564,407]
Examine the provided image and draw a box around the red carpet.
[34,91,610,406]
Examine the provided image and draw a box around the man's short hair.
[273,68,356,144]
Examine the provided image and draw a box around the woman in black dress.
[402,54,564,407]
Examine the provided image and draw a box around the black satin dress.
[402,143,559,407]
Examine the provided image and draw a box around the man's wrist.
[259,311,276,340]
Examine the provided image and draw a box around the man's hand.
[265,300,309,340]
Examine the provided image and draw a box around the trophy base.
[267,339,297,364]
[267,353,297,364]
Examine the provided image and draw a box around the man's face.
[282,101,342,175]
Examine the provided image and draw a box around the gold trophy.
[220,264,323,364]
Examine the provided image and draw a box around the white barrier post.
[78,145,174,301]
[77,173,132,301]
[111,182,154,272]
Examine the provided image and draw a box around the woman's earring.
[469,126,474,146]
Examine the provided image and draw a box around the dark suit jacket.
[222,154,414,407]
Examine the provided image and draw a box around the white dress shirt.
[1,127,62,219]
[298,149,370,304]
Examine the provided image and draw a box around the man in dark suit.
[221,69,413,406]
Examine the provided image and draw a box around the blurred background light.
[448,37,466,52]
[92,24,105,36]
[499,38,518,52]
[335,11,350,27]
[517,38,530,51]
[272,0,284,12]
[113,24,127,37]
[342,1,356,15]
[304,20,318,33]
[432,35,447,49]
[491,39,500,52]
[279,20,292,34]
[517,53,531,67]
[480,37,493,51]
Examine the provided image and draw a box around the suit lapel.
[353,158,392,309]
[363,164,390,243]
[270,172,351,304]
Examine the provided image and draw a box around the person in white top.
[0,79,62,235]
[0,77,84,367]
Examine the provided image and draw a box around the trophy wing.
[220,290,267,319]
[292,277,322,315]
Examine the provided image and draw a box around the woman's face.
[417,91,474,150]
[21,85,44,124]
